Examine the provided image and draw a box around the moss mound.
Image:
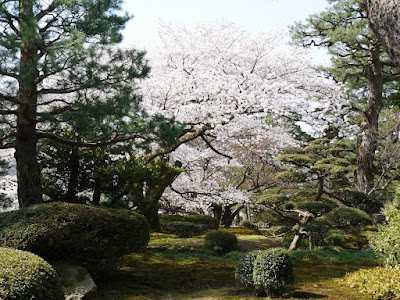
[0,202,149,277]
[0,247,64,300]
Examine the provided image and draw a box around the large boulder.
[0,247,64,300]
[368,0,400,70]
[0,202,150,278]
[53,263,97,300]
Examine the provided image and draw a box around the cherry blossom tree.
[139,20,355,226]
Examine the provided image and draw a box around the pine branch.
[37,131,146,147]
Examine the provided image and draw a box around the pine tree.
[257,138,375,250]
[290,0,400,194]
[0,0,149,207]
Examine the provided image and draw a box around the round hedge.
[235,250,261,288]
[253,248,294,298]
[0,247,64,300]
[205,230,237,253]
[0,202,150,277]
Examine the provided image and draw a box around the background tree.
[0,0,149,207]
[368,0,400,70]
[137,20,353,225]
[291,0,400,194]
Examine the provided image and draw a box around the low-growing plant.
[205,230,238,253]
[0,247,64,300]
[343,266,400,299]
[253,248,294,298]
[0,202,150,278]
[163,221,207,238]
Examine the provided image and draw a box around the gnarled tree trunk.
[354,44,383,194]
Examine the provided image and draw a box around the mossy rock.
[0,202,150,278]
[0,247,64,300]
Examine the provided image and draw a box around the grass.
[95,232,378,300]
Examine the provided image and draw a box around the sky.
[121,0,330,50]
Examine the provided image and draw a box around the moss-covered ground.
[95,230,377,300]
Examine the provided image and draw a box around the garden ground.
[95,230,377,300]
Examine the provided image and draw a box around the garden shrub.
[282,235,308,249]
[268,225,290,236]
[163,221,207,238]
[344,266,400,299]
[184,214,219,230]
[325,233,345,247]
[0,202,149,278]
[0,247,64,300]
[205,230,237,253]
[235,250,261,288]
[160,214,219,232]
[253,248,294,298]
[369,199,400,266]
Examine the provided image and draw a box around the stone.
[52,262,97,300]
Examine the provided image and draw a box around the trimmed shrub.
[0,202,150,278]
[184,214,219,230]
[344,266,400,299]
[160,214,219,233]
[205,230,237,253]
[0,247,64,300]
[163,221,207,238]
[253,248,294,298]
[325,233,345,247]
[235,250,261,288]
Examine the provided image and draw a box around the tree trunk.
[368,0,400,70]
[354,44,383,194]
[16,1,43,208]
[220,205,243,228]
[137,164,181,231]
[288,232,302,251]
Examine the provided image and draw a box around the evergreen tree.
[0,0,149,207]
[290,0,400,193]
[257,138,375,250]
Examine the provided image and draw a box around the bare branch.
[201,136,233,160]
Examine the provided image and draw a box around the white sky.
[121,0,330,50]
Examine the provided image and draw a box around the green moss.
[0,247,64,300]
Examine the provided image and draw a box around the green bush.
[205,230,237,253]
[344,266,400,299]
[0,202,149,278]
[253,248,294,298]
[268,225,291,236]
[235,250,261,288]
[325,233,345,247]
[369,199,400,266]
[0,247,64,300]
[184,214,219,230]
[160,214,219,232]
[163,221,207,238]
[282,235,308,249]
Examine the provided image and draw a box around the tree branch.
[145,124,211,162]
[37,131,146,147]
